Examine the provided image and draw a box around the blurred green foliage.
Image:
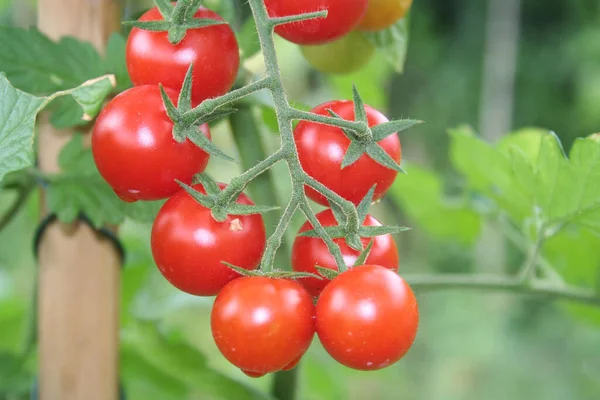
[1,0,600,399]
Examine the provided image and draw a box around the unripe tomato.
[358,0,413,31]
[264,0,368,45]
[316,265,418,370]
[292,209,399,297]
[92,85,211,201]
[294,100,401,206]
[211,277,315,375]
[126,6,240,106]
[300,31,375,75]
[151,184,266,296]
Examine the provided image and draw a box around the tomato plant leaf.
[361,17,409,73]
[389,162,481,244]
[352,240,374,267]
[0,74,45,183]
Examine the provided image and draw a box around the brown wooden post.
[36,1,121,399]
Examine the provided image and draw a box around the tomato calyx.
[299,186,410,250]
[123,0,227,44]
[222,261,324,281]
[177,173,279,222]
[327,85,420,173]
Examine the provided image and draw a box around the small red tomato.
[151,184,266,296]
[92,85,210,201]
[211,277,315,375]
[292,209,399,297]
[264,0,368,45]
[294,100,401,206]
[316,265,418,370]
[126,6,240,106]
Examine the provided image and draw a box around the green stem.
[271,368,299,400]
[0,183,34,232]
[405,274,600,306]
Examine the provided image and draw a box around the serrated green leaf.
[315,265,340,280]
[361,17,409,73]
[341,141,366,168]
[186,126,236,162]
[69,75,115,120]
[226,203,279,216]
[0,75,44,183]
[176,181,214,208]
[365,142,404,172]
[372,119,421,141]
[358,225,410,237]
[238,18,261,60]
[299,226,345,238]
[353,240,374,267]
[389,162,481,244]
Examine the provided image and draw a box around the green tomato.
[300,31,375,75]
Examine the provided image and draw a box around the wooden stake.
[36,1,121,399]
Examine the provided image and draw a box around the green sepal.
[356,185,376,223]
[122,20,171,31]
[225,203,280,216]
[365,142,405,173]
[341,141,366,169]
[176,180,215,208]
[185,126,236,162]
[315,265,341,280]
[352,240,374,268]
[192,173,220,196]
[372,119,422,141]
[359,226,411,237]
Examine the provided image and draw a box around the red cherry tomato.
[92,85,210,201]
[316,265,418,370]
[211,277,315,375]
[292,209,399,297]
[294,100,401,206]
[151,184,266,296]
[126,6,240,106]
[264,0,368,45]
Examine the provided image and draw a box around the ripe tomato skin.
[300,31,375,75]
[294,100,401,206]
[211,277,315,375]
[358,0,413,31]
[264,0,368,45]
[292,209,399,297]
[92,85,210,201]
[151,184,266,296]
[126,6,240,106]
[316,265,418,370]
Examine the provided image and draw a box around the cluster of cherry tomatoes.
[91,0,418,377]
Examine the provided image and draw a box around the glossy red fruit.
[316,265,418,370]
[294,100,401,206]
[151,184,266,296]
[211,277,315,375]
[292,209,399,297]
[264,0,368,45]
[126,6,240,106]
[92,85,210,201]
